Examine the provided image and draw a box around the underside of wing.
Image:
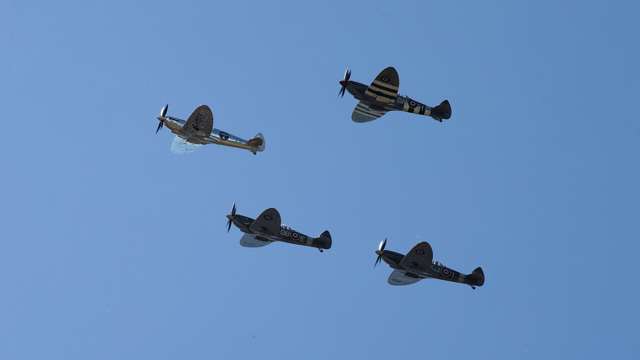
[365,67,399,105]
[388,269,422,286]
[170,136,203,154]
[249,208,282,235]
[399,242,434,272]
[352,102,388,122]
[184,105,214,137]
[240,234,272,247]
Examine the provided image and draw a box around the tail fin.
[315,230,332,250]
[466,267,485,288]
[247,133,266,153]
[430,100,451,121]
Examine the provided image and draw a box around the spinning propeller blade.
[374,238,387,267]
[156,104,168,134]
[339,68,351,97]
[226,203,237,232]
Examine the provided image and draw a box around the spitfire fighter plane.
[155,104,265,154]
[374,239,485,288]
[339,67,452,123]
[226,205,332,252]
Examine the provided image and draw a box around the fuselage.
[158,115,258,152]
[342,80,436,117]
[376,249,466,283]
[227,214,329,249]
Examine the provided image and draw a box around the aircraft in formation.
[155,104,265,154]
[374,239,485,288]
[339,66,452,123]
[226,204,332,252]
[154,67,485,288]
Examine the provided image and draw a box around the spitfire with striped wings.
[339,67,452,123]
[226,205,332,252]
[374,239,485,288]
[155,104,265,154]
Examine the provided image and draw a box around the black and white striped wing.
[351,102,388,122]
[365,66,399,105]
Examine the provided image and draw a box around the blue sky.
[1,1,638,359]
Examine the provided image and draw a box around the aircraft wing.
[249,208,282,235]
[399,241,434,272]
[364,66,399,105]
[240,234,272,247]
[170,136,203,154]
[351,102,388,122]
[388,269,422,286]
[184,105,214,137]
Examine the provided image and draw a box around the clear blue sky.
[1,1,638,359]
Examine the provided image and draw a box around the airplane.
[374,239,485,288]
[338,66,452,123]
[155,104,265,154]
[225,204,332,252]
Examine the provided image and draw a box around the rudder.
[315,230,332,250]
[466,266,485,288]
[431,100,451,121]
[247,133,266,153]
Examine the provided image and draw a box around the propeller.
[338,68,351,97]
[226,203,237,232]
[374,238,387,267]
[156,104,168,134]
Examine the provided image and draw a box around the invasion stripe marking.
[368,84,398,97]
[355,108,386,119]
[356,104,385,115]
[366,90,397,103]
[372,79,399,91]
[354,111,377,119]
[356,102,384,111]
[354,114,378,121]
[354,113,378,120]
[355,106,385,116]
[366,88,398,101]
